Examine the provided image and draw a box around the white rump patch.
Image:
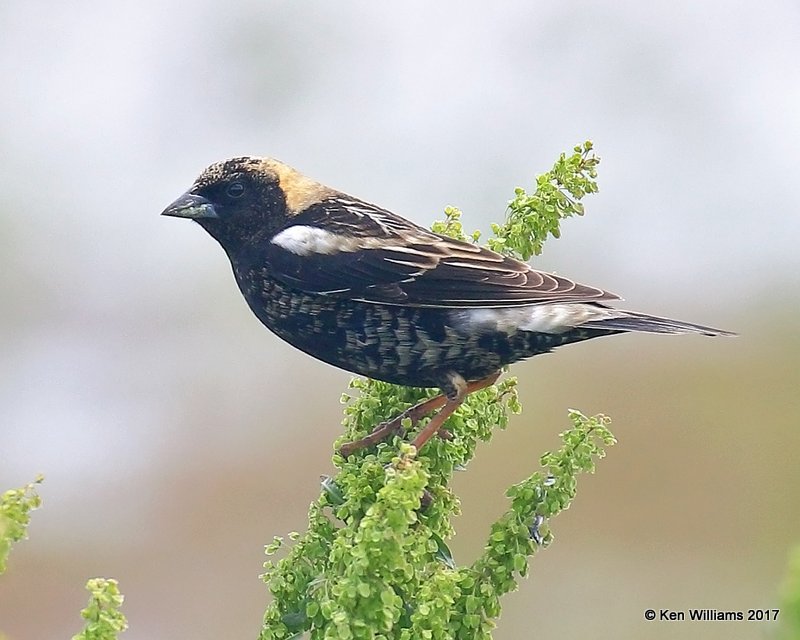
[272,225,360,256]
[453,304,622,335]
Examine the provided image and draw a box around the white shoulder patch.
[271,225,359,256]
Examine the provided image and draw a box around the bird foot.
[338,393,448,457]
[337,371,501,457]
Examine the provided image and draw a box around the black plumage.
[162,156,733,452]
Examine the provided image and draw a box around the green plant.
[260,142,615,639]
[778,545,800,640]
[71,578,128,640]
[0,475,43,575]
[2,478,127,639]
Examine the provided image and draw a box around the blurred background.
[1,1,799,638]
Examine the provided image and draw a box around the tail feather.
[583,311,736,337]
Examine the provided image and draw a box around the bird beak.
[161,193,218,220]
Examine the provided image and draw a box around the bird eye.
[226,181,245,199]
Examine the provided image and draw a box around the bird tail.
[582,311,736,337]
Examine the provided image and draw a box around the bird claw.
[338,407,421,457]
[338,393,448,457]
[338,372,502,457]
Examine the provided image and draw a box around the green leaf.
[488,140,600,260]
[71,578,128,640]
[0,475,43,574]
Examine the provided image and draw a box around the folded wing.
[264,195,618,308]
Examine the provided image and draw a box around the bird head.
[161,156,332,251]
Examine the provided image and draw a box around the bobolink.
[162,157,733,454]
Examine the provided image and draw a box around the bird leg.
[338,394,448,457]
[338,371,500,457]
[411,370,501,449]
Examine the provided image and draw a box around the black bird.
[162,157,733,454]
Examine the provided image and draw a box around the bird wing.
[263,195,619,308]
